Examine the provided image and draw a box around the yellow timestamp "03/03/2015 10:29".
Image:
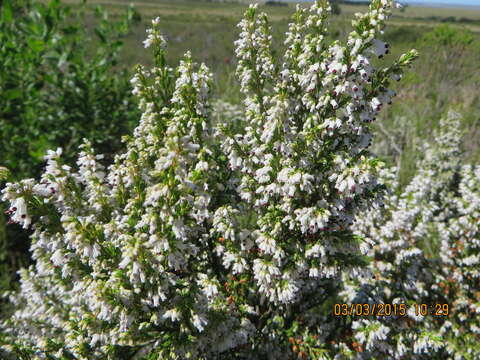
[333,303,449,317]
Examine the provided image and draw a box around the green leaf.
[1,0,13,23]
[27,39,45,53]
[48,0,61,12]
[0,167,11,181]
[45,14,54,34]
[94,28,107,43]
[62,25,78,35]
[4,88,22,100]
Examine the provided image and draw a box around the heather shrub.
[1,0,419,358]
[341,112,480,358]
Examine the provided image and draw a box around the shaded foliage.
[0,0,141,313]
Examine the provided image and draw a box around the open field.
[63,0,480,186]
[71,0,480,26]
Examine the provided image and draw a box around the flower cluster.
[216,0,415,331]
[0,2,419,359]
[334,112,480,358]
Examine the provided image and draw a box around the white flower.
[192,313,207,332]
[277,280,298,304]
[163,308,181,322]
[10,197,31,229]
[143,36,154,49]
[51,249,67,266]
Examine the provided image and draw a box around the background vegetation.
[0,0,141,315]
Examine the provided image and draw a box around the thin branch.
[376,121,403,156]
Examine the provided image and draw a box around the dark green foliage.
[339,0,369,5]
[0,0,141,174]
[0,0,141,313]
[330,0,341,15]
[421,24,475,47]
[265,1,288,7]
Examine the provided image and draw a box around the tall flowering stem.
[217,0,416,353]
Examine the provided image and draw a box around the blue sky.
[297,0,480,7]
[400,0,480,5]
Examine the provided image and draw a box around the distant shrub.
[441,16,456,23]
[331,0,341,15]
[341,0,370,5]
[458,17,480,25]
[265,0,288,7]
[421,24,475,47]
[384,25,420,44]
